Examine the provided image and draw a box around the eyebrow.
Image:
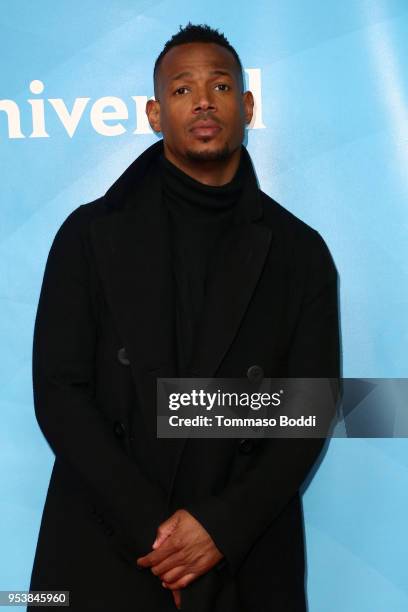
[170,69,234,81]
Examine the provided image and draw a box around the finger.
[153,520,178,549]
[172,589,181,610]
[163,572,197,590]
[153,531,169,550]
[151,553,185,577]
[153,513,180,549]
[161,565,187,584]
[137,537,179,567]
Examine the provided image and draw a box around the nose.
[192,84,216,113]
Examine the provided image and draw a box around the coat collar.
[104,138,264,223]
[89,139,273,496]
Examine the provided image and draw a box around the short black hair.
[153,22,245,98]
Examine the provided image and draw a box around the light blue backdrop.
[1,1,407,610]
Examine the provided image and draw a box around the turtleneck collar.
[159,148,249,222]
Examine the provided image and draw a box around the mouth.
[190,122,222,139]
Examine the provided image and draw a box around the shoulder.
[259,190,338,278]
[56,196,108,230]
[41,198,111,276]
[260,190,333,253]
[48,196,109,247]
[260,190,319,243]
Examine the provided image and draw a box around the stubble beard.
[185,141,231,162]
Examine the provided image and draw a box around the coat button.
[246,364,264,383]
[238,438,254,454]
[113,421,126,438]
[117,346,130,365]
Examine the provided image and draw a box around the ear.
[242,91,254,126]
[146,98,161,133]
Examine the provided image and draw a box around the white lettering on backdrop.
[0,69,265,139]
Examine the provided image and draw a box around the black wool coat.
[28,139,340,612]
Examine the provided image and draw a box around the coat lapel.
[89,151,176,436]
[189,220,272,377]
[89,140,273,496]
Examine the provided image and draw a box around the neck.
[163,142,242,186]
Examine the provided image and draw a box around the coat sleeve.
[32,205,167,565]
[184,229,341,576]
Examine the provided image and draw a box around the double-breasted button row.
[118,349,263,381]
[118,350,263,382]
[117,346,130,365]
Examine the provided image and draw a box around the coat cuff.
[184,495,248,577]
[89,499,165,567]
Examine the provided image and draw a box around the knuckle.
[173,537,183,550]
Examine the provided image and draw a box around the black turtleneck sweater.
[159,152,245,377]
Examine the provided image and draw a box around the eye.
[214,83,231,91]
[174,86,190,95]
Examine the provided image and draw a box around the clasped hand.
[136,509,223,609]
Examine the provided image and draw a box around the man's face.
[147,42,254,163]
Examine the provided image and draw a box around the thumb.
[152,513,179,549]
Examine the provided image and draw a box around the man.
[29,23,340,612]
